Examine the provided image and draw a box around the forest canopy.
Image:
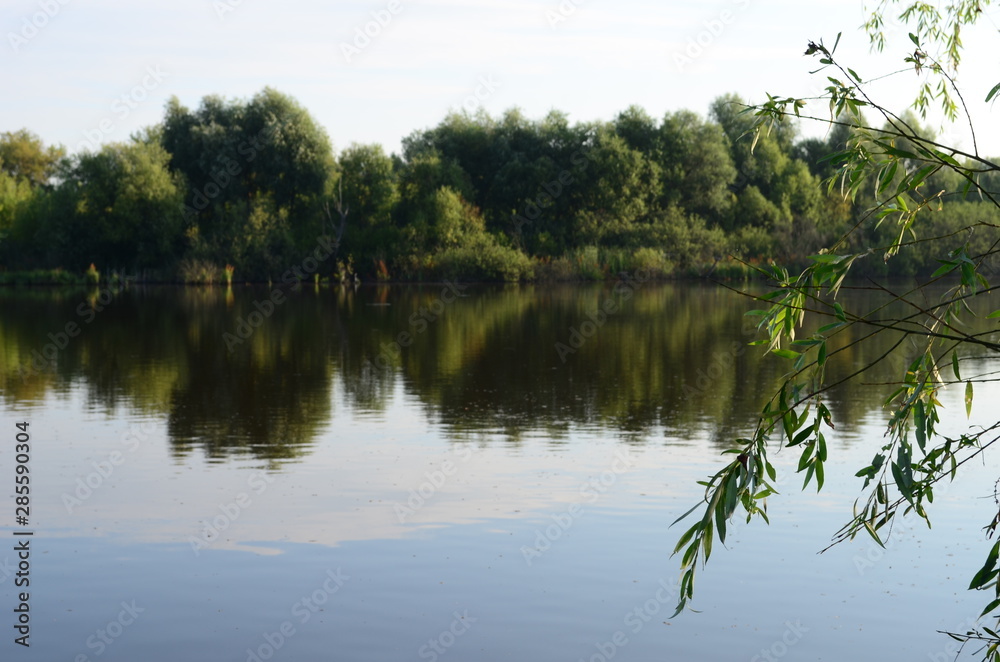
[1,88,997,282]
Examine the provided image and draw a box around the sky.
[2,0,999,159]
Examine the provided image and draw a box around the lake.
[1,280,997,661]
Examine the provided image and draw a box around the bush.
[709,259,755,281]
[393,253,433,281]
[433,235,533,281]
[630,247,673,279]
[533,256,577,282]
[177,258,222,284]
[568,246,602,280]
[729,225,776,261]
[599,248,630,275]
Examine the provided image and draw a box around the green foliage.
[430,186,486,249]
[655,109,737,220]
[56,140,186,271]
[672,6,1000,658]
[0,129,65,187]
[1,82,998,286]
[629,246,673,278]
[160,87,336,278]
[177,258,223,284]
[567,246,603,281]
[337,143,399,268]
[432,233,534,282]
[0,170,36,248]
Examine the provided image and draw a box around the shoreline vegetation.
[2,87,998,284]
[0,257,755,286]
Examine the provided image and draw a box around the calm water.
[1,281,998,661]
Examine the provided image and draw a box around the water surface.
[0,282,997,661]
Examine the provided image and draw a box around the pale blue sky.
[2,0,998,158]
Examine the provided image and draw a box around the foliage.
[432,233,535,282]
[670,3,1000,658]
[0,129,65,187]
[337,143,399,271]
[1,83,999,283]
[177,258,223,284]
[62,140,186,270]
[0,170,36,250]
[625,246,671,279]
[161,87,336,278]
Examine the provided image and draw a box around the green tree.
[337,143,399,271]
[160,87,336,276]
[54,140,185,270]
[0,171,35,249]
[795,119,852,180]
[0,129,65,187]
[0,130,67,269]
[656,110,736,223]
[393,149,474,262]
[711,92,794,201]
[570,125,661,247]
[407,109,499,209]
[613,105,659,155]
[672,2,1000,658]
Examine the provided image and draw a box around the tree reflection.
[1,281,991,462]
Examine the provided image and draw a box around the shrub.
[534,256,577,282]
[599,247,630,275]
[433,235,533,281]
[177,258,221,284]
[568,246,602,280]
[630,247,673,279]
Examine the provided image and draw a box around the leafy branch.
[672,8,1000,657]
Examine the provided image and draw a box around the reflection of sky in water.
[2,285,1000,660]
[3,366,999,660]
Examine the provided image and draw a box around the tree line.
[1,87,996,282]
